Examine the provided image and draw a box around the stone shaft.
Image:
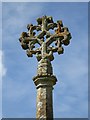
[19,15,72,119]
[36,86,53,119]
[33,75,57,119]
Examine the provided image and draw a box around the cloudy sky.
[1,1,88,119]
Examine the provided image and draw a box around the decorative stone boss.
[19,15,72,119]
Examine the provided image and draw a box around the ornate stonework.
[19,15,72,119]
[19,16,71,57]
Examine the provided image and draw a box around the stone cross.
[19,15,72,119]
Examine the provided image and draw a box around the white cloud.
[0,50,7,77]
[0,50,7,119]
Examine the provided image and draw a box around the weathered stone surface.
[33,75,57,119]
[33,75,57,89]
[37,58,53,76]
[19,16,72,119]
[19,15,72,62]
[36,87,53,119]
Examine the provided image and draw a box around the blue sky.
[1,2,88,118]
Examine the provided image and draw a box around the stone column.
[19,15,72,119]
[33,58,57,119]
[33,75,57,119]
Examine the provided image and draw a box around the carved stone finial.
[19,15,72,76]
[19,15,72,119]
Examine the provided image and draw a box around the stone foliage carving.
[19,15,72,76]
